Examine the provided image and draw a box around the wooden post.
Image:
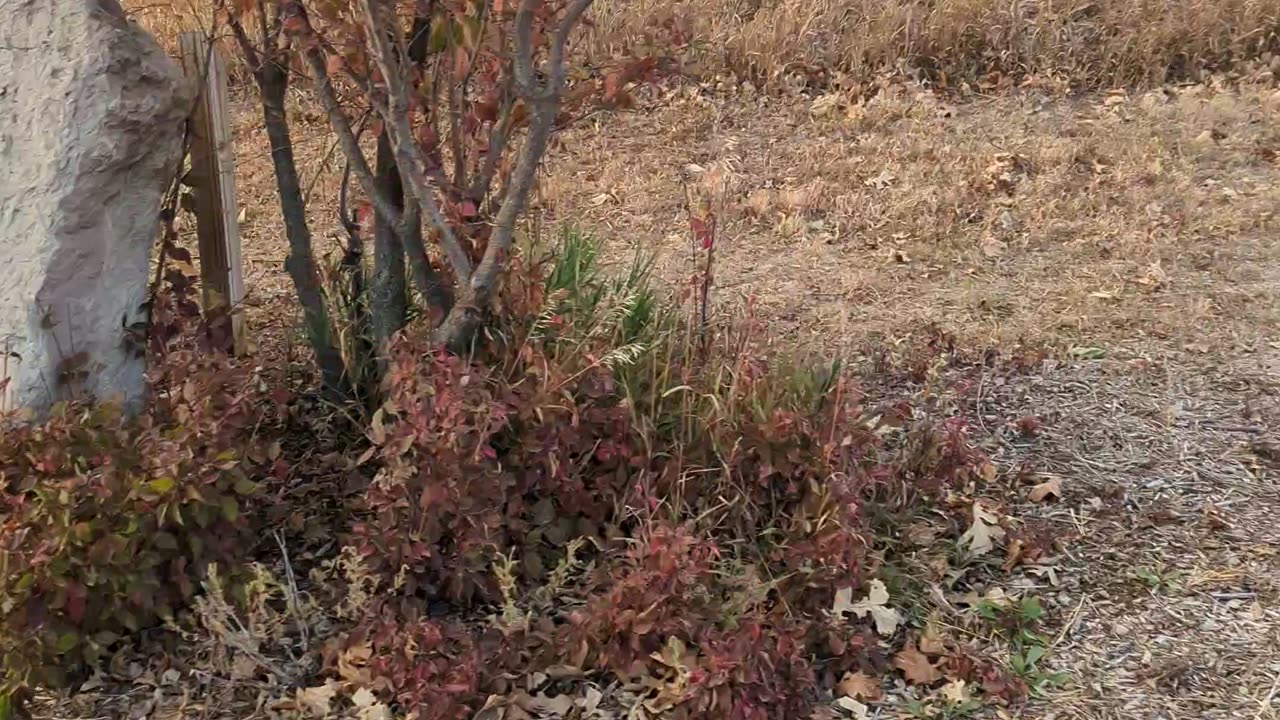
[179,32,246,355]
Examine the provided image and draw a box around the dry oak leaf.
[959,501,1005,556]
[837,671,882,701]
[296,682,337,717]
[1028,475,1063,503]
[940,679,972,705]
[353,688,393,720]
[894,644,943,685]
[832,579,902,636]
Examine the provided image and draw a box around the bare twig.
[435,0,592,348]
[294,30,448,307]
[358,0,473,285]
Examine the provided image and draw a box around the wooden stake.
[179,32,246,355]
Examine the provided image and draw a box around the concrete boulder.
[0,0,189,414]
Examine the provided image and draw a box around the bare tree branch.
[436,0,594,349]
[469,77,515,204]
[359,0,474,285]
[294,31,449,311]
[225,6,262,73]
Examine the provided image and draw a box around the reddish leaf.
[356,201,374,229]
[690,215,715,249]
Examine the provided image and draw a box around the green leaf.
[1024,645,1046,668]
[1068,346,1107,360]
[54,631,80,655]
[1020,596,1044,621]
[233,478,259,495]
[219,496,239,522]
[93,630,120,645]
[147,477,175,495]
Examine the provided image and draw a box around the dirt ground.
[175,75,1280,719]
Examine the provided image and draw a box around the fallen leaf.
[1028,475,1062,503]
[959,502,1005,556]
[357,703,392,720]
[961,587,1017,612]
[1002,538,1026,571]
[296,682,337,717]
[894,644,942,685]
[837,671,881,700]
[79,673,106,692]
[918,618,947,656]
[865,168,896,189]
[940,679,972,704]
[833,696,870,719]
[579,686,603,713]
[338,642,373,684]
[522,692,575,716]
[979,461,998,482]
[832,579,902,636]
[1192,129,1216,147]
[352,688,377,709]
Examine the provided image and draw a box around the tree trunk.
[369,131,408,353]
[256,63,348,395]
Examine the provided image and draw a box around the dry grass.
[131,1,1280,90]
[545,78,1280,359]
[123,0,215,46]
[122,1,253,83]
[591,0,1280,87]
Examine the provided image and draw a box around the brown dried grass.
[590,0,1280,87]
[544,78,1280,359]
[130,1,1280,90]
